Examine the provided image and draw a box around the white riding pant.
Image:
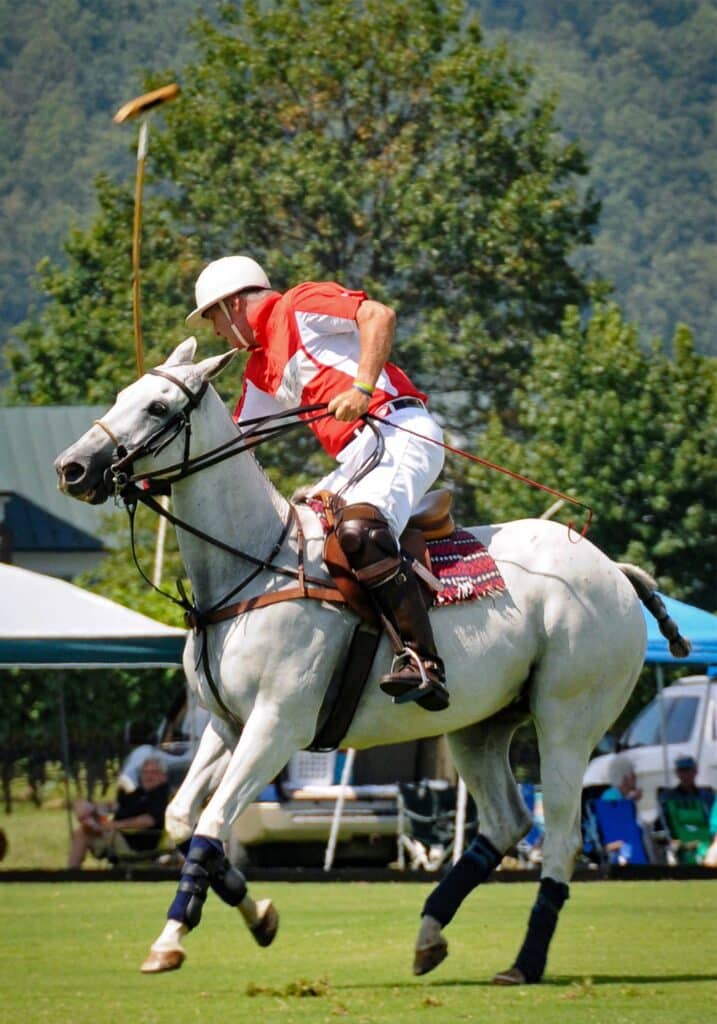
[309,405,445,537]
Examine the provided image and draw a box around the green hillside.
[476,0,717,354]
[0,0,714,362]
[0,0,202,359]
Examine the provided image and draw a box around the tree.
[469,302,717,609]
[5,0,596,448]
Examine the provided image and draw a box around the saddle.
[317,488,456,627]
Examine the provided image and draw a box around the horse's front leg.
[164,714,237,844]
[142,697,311,974]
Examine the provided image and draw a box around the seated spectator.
[68,757,170,868]
[594,756,652,863]
[659,755,714,865]
[664,755,714,817]
[601,756,642,803]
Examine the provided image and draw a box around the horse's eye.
[148,401,168,417]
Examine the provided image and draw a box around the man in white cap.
[187,255,448,711]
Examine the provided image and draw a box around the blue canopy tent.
[644,593,717,665]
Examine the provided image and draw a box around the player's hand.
[328,388,371,422]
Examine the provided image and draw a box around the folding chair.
[659,796,712,865]
[580,784,609,864]
[396,780,476,871]
[105,827,180,873]
[516,783,545,864]
[590,798,650,865]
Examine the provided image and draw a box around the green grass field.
[1,880,715,1024]
[1,801,72,870]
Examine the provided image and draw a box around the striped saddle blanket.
[306,499,505,607]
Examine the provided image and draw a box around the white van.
[583,674,717,823]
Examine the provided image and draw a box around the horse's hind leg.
[414,706,531,976]
[491,726,586,986]
[493,603,644,987]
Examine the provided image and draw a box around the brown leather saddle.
[317,488,455,626]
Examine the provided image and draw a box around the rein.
[107,387,340,624]
[106,368,592,617]
[104,376,349,730]
[366,414,594,538]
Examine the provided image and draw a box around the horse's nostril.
[63,461,86,484]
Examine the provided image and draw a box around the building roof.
[0,405,108,551]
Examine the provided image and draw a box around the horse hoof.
[413,938,448,976]
[250,899,279,948]
[140,948,186,974]
[492,966,526,986]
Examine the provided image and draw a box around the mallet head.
[114,83,180,124]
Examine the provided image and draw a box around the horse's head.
[55,337,235,504]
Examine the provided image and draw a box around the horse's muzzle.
[55,453,111,504]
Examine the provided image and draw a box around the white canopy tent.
[0,563,186,668]
[0,563,186,845]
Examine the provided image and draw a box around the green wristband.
[352,381,375,397]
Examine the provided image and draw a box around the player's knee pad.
[335,503,400,582]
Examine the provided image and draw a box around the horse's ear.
[195,349,236,381]
[165,337,198,366]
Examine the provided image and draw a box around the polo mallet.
[114,83,180,376]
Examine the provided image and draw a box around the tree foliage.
[2,0,713,373]
[5,0,596,441]
[476,0,717,355]
[469,302,717,609]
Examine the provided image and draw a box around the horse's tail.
[618,563,692,658]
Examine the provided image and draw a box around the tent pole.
[324,748,356,871]
[656,665,670,787]
[453,776,468,864]
[57,678,74,843]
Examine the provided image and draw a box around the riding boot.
[370,561,449,713]
[335,503,449,713]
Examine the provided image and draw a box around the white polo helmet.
[186,255,271,328]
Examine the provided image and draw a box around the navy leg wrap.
[167,835,224,929]
[422,833,502,927]
[513,877,569,983]
[208,855,248,908]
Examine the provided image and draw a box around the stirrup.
[380,648,449,712]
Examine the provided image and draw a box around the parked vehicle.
[583,673,717,823]
[229,749,402,868]
[123,693,448,866]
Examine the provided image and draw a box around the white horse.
[55,339,687,982]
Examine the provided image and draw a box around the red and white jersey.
[233,281,427,457]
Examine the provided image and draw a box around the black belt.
[372,396,425,418]
[343,397,426,450]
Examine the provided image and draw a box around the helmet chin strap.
[219,298,253,349]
